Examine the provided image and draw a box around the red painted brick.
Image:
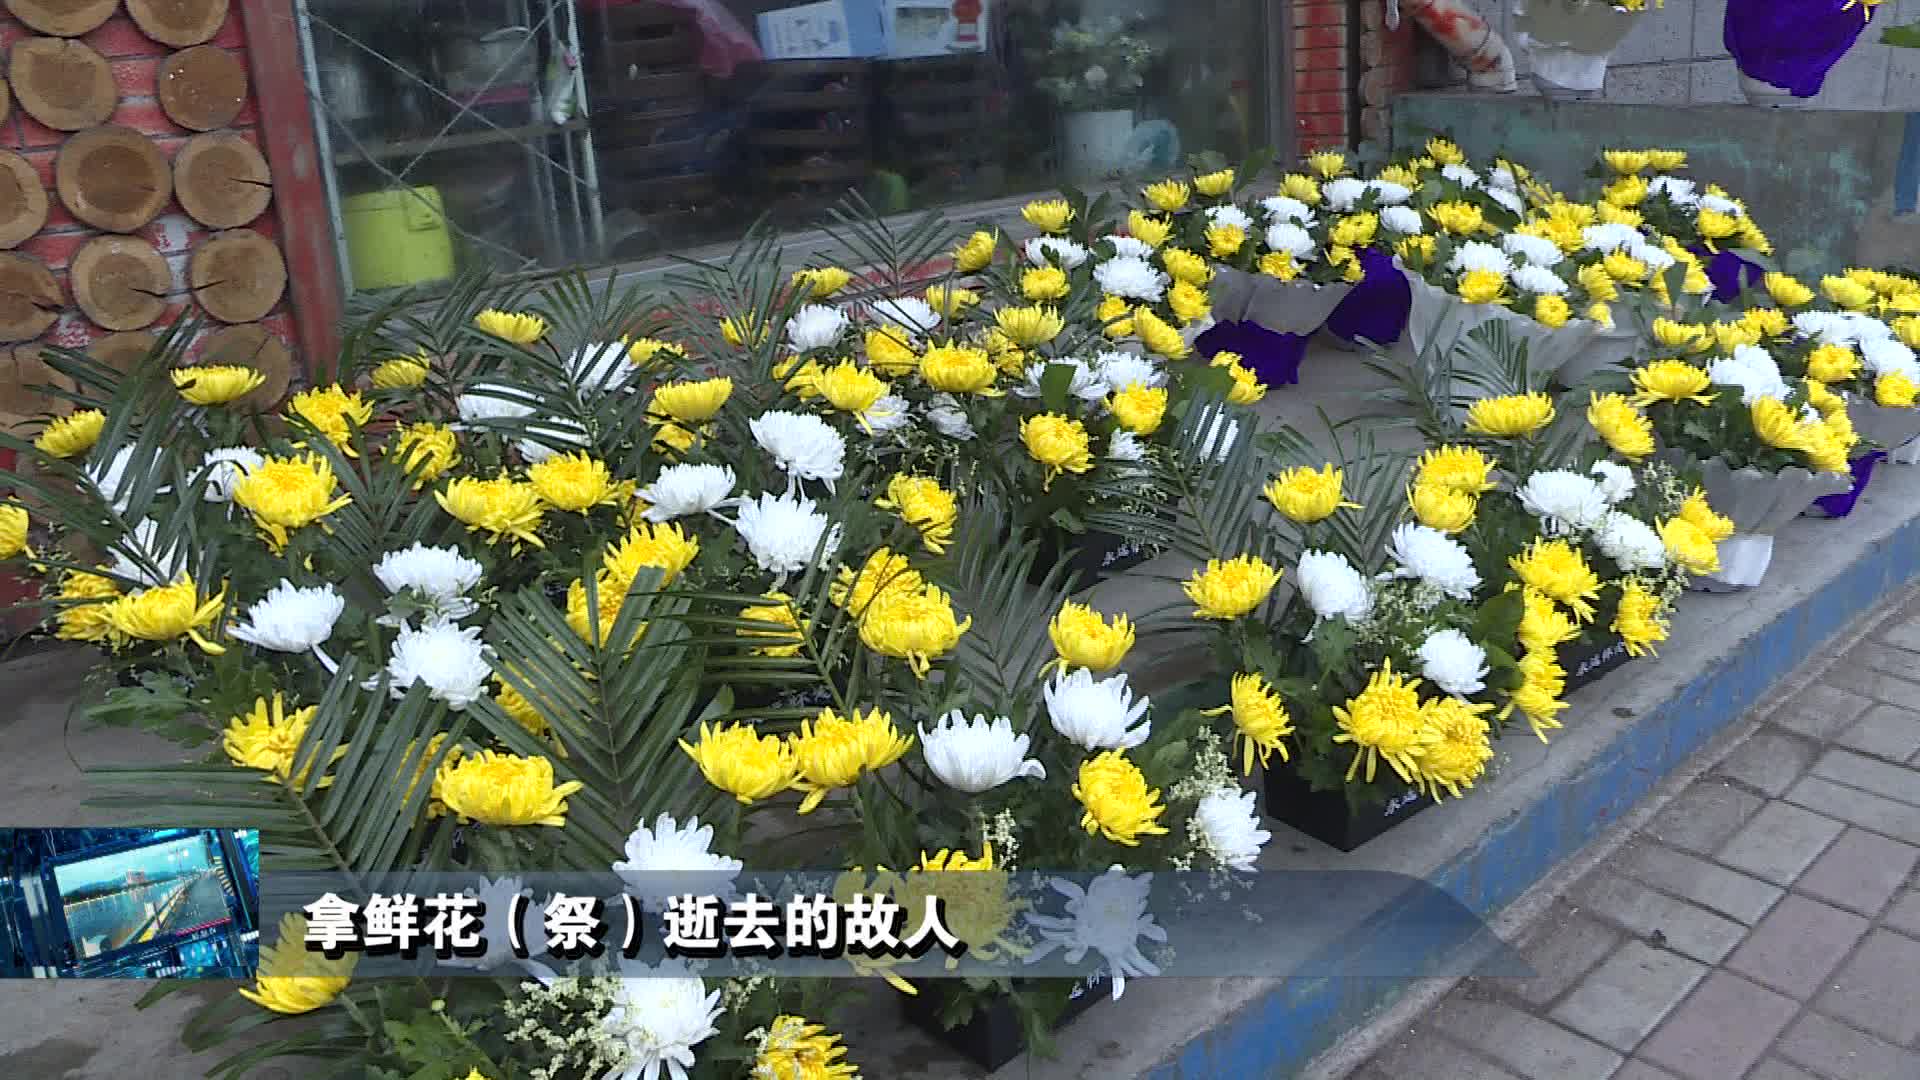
[1296,24,1347,50]
[20,231,87,269]
[13,113,67,151]
[111,56,164,97]
[1295,46,1347,74]
[84,17,174,60]
[1296,1,1347,28]
[1295,67,1346,93]
[110,99,190,140]
[18,150,56,189]
[1297,112,1348,137]
[1294,91,1348,116]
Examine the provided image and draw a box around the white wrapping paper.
[1211,267,1354,335]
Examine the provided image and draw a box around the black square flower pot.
[903,976,1111,1071]
[1263,765,1431,852]
[1026,528,1156,589]
[1561,632,1632,695]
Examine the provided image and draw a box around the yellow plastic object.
[341,187,455,290]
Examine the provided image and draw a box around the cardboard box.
[882,0,990,60]
[756,0,886,60]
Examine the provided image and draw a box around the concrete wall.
[1463,0,1920,109]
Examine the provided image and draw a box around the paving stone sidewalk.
[1352,594,1920,1080]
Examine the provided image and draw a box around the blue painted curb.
[1146,511,1920,1079]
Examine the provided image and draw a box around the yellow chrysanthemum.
[919,344,998,394]
[1758,271,1811,308]
[1613,579,1669,658]
[1142,179,1191,213]
[1534,293,1572,328]
[1194,168,1235,197]
[875,473,958,553]
[1822,274,1876,312]
[1805,378,1846,418]
[436,475,546,549]
[652,377,733,423]
[1393,235,1436,268]
[1416,445,1496,494]
[1161,248,1213,287]
[434,750,582,827]
[1510,539,1602,622]
[1631,360,1716,406]
[370,354,431,390]
[1741,306,1789,339]
[1169,280,1212,324]
[1409,481,1477,533]
[1331,212,1378,249]
[736,592,805,658]
[1202,672,1293,775]
[1206,223,1246,258]
[864,328,920,377]
[0,504,26,561]
[1048,599,1135,673]
[494,673,555,738]
[1264,464,1359,524]
[1577,261,1619,303]
[1750,396,1810,451]
[173,365,265,407]
[1134,306,1190,359]
[1806,344,1860,384]
[1020,413,1094,489]
[1645,149,1687,171]
[924,284,979,318]
[1695,208,1741,250]
[1261,250,1304,280]
[1425,139,1464,166]
[858,583,970,677]
[1281,173,1322,204]
[813,362,888,421]
[1466,392,1554,437]
[391,422,459,487]
[1660,516,1721,575]
[789,709,869,814]
[752,1015,859,1080]
[1108,383,1168,435]
[1021,266,1071,302]
[994,305,1064,347]
[239,914,356,1014]
[474,309,548,344]
[1022,198,1074,233]
[682,721,797,804]
[1332,659,1435,784]
[232,453,353,536]
[223,694,325,786]
[526,451,620,512]
[831,547,922,616]
[1428,200,1486,236]
[627,338,686,368]
[1603,173,1648,207]
[953,230,996,272]
[287,386,374,453]
[1414,696,1496,800]
[1127,211,1172,248]
[1507,648,1569,741]
[1518,587,1578,654]
[107,576,226,654]
[1212,351,1267,405]
[1097,293,1135,338]
[792,266,853,298]
[1073,750,1169,846]
[52,566,122,645]
[1184,554,1282,620]
[720,315,768,349]
[33,410,105,459]
[1877,371,1918,408]
[1308,149,1350,178]
[1587,392,1655,459]
[1456,268,1508,306]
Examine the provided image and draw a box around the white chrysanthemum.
[925,394,976,440]
[1416,628,1489,697]
[1323,176,1368,212]
[455,381,538,426]
[1709,345,1790,404]
[197,446,264,503]
[1108,430,1147,462]
[1485,187,1525,216]
[1594,510,1666,572]
[568,342,642,393]
[734,492,837,576]
[1580,223,1642,254]
[638,463,736,521]
[1193,789,1270,872]
[1093,350,1166,394]
[1386,523,1481,600]
[1848,313,1896,343]
[1019,357,1108,402]
[785,303,849,352]
[515,416,589,464]
[1261,195,1317,225]
[1589,460,1635,504]
[1193,411,1240,463]
[1489,165,1519,192]
[1647,175,1698,207]
[230,580,345,655]
[870,295,942,334]
[1379,205,1424,235]
[1206,204,1255,231]
[861,392,913,435]
[373,543,483,625]
[1793,311,1856,346]
[1502,232,1564,268]
[749,410,846,491]
[378,622,492,710]
[1044,667,1151,751]
[1447,241,1512,276]
[87,445,166,514]
[1862,336,1920,381]
[1367,179,1413,205]
[1440,163,1481,189]
[1296,549,1374,623]
[601,962,724,1080]
[918,711,1047,793]
[108,517,187,588]
[1106,234,1155,259]
[1024,866,1166,1001]
[1631,242,1677,274]
[1093,255,1170,302]
[1264,222,1318,260]
[1024,236,1091,270]
[1512,264,1569,296]
[1697,193,1741,216]
[1518,470,1611,535]
[612,813,744,910]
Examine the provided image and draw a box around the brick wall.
[0,10,297,360]
[1294,0,1422,152]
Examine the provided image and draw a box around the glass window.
[300,0,1276,294]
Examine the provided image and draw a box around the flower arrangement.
[1027,17,1161,113]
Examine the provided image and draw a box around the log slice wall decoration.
[10,36,116,131]
[158,44,248,131]
[56,124,174,233]
[71,234,171,330]
[173,131,271,227]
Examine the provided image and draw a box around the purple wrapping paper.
[1194,319,1312,386]
[1693,246,1765,304]
[1811,450,1888,518]
[1324,247,1412,347]
[1724,0,1875,98]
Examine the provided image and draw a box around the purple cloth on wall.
[1193,319,1312,386]
[1324,247,1412,346]
[1690,246,1766,304]
[1723,0,1874,98]
[1811,450,1887,518]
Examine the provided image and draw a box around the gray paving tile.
[1548,941,1706,1053]
[1745,1058,1824,1080]
[1365,1027,1523,1080]
[1637,972,1799,1080]
[1609,1061,1681,1080]
[1885,890,1920,938]
[1618,843,1782,925]
[1876,613,1920,653]
[1836,704,1920,762]
[1428,997,1623,1080]
[1723,894,1870,1000]
[1772,684,1875,739]
[1774,1010,1919,1080]
[1716,801,1845,886]
[1643,781,1764,856]
[1818,667,1920,711]
[1814,930,1920,1046]
[1784,776,1920,842]
[1575,875,1747,965]
[1793,827,1920,917]
[1811,748,1920,807]
[1717,732,1822,797]
[1504,905,1622,1009]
